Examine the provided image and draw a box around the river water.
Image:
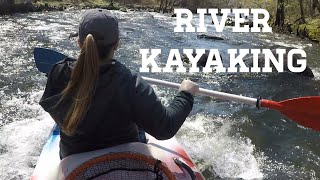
[0,9,319,180]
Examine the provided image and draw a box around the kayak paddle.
[33,47,320,131]
[143,77,320,131]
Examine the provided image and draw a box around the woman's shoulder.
[108,60,152,92]
[112,60,140,80]
[48,57,76,86]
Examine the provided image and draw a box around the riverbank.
[0,0,158,15]
[293,17,320,43]
[273,17,320,44]
[1,1,319,44]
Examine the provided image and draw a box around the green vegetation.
[293,18,320,42]
[17,0,114,8]
[35,0,114,7]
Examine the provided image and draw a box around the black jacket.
[39,58,194,159]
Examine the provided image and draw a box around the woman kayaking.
[39,9,199,159]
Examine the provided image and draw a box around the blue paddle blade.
[34,48,68,73]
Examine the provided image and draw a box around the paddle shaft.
[34,48,320,131]
[143,77,259,106]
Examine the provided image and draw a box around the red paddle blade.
[261,96,320,131]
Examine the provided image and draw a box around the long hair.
[61,34,99,135]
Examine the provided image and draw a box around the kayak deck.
[31,125,204,180]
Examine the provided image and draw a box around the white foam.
[0,89,55,180]
[177,114,264,179]
[0,114,54,180]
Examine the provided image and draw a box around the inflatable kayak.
[30,124,205,180]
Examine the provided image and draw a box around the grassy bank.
[0,0,159,15]
[33,0,159,9]
[34,0,108,7]
[292,18,320,43]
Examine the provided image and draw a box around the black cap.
[78,9,119,45]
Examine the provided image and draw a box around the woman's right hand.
[179,79,199,95]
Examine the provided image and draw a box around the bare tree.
[275,0,285,27]
[299,0,306,23]
[313,0,320,14]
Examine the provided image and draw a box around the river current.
[0,9,319,179]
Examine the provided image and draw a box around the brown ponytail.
[61,34,99,135]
